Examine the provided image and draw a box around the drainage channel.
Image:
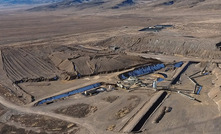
[132,91,167,132]
[122,91,168,133]
[127,92,167,132]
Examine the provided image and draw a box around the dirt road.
[128,52,221,63]
[0,96,98,134]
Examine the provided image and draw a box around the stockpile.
[72,55,153,76]
[49,49,159,77]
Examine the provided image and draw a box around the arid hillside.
[0,0,221,134]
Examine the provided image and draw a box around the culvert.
[122,91,168,133]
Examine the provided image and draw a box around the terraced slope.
[1,48,58,83]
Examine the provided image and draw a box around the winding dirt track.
[0,96,97,134]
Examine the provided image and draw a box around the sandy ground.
[0,0,221,134]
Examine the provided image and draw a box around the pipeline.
[35,82,102,106]
[118,63,165,80]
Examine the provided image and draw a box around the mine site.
[0,0,221,134]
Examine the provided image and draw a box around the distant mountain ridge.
[112,0,135,9]
[4,0,216,12]
[28,0,105,11]
[0,0,62,5]
[27,0,138,11]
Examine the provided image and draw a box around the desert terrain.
[0,0,221,134]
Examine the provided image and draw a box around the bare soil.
[10,114,79,133]
[0,44,159,103]
[55,103,97,118]
[114,95,140,119]
[0,123,47,134]
[0,0,221,134]
[1,48,59,83]
[0,104,6,117]
[102,95,119,103]
[0,85,24,105]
